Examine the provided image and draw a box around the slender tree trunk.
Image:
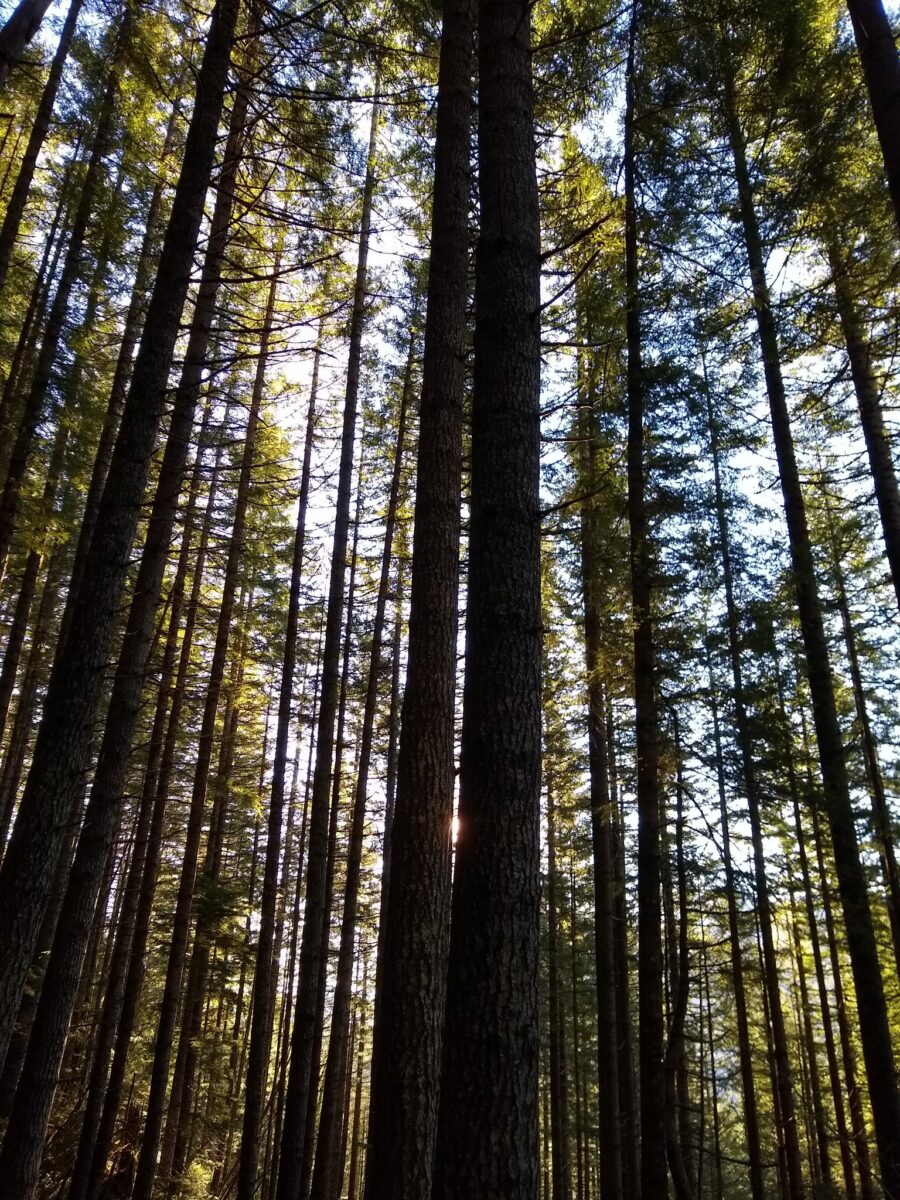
[0,418,67,746]
[809,800,875,1200]
[577,388,623,1200]
[547,777,573,1200]
[0,7,132,583]
[663,724,693,1200]
[362,1,469,1196]
[0,0,240,1092]
[723,57,900,1196]
[622,8,665,1194]
[309,329,412,1200]
[275,87,379,1200]
[132,274,272,1200]
[237,319,321,1200]
[431,0,542,1192]
[0,0,84,290]
[826,241,900,616]
[821,482,900,980]
[60,93,182,630]
[65,403,213,1200]
[703,375,775,1200]
[83,412,226,1200]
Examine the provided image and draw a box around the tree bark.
[362,0,470,1195]
[722,53,900,1196]
[845,0,900,235]
[0,0,239,1091]
[431,0,542,1192]
[0,0,84,290]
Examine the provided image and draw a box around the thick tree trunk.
[431,0,542,1193]
[845,0,900,234]
[0,0,239,1094]
[0,0,54,87]
[362,1,470,1196]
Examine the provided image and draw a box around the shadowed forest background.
[0,0,898,1197]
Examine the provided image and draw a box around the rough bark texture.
[362,2,470,1197]
[0,0,239,1083]
[846,0,900,234]
[431,0,542,1194]
[0,0,54,87]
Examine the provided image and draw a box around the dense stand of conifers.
[0,0,898,1196]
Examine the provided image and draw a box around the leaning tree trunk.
[0,0,85,291]
[0,0,54,87]
[722,55,900,1197]
[0,0,240,1100]
[826,240,900,617]
[431,0,543,1194]
[845,0,900,235]
[0,6,132,585]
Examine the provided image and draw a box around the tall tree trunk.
[578,387,623,1200]
[308,328,412,1200]
[0,0,239,1093]
[722,53,900,1196]
[0,0,85,291]
[809,800,875,1200]
[275,86,379,1200]
[362,0,470,1194]
[703,369,777,1200]
[0,7,132,583]
[845,0,900,234]
[237,320,321,1200]
[131,274,272,1200]
[622,7,665,1195]
[83,412,226,1200]
[431,0,542,1193]
[825,241,900,617]
[547,777,572,1200]
[820,479,900,980]
[65,401,215,1200]
[0,0,54,87]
